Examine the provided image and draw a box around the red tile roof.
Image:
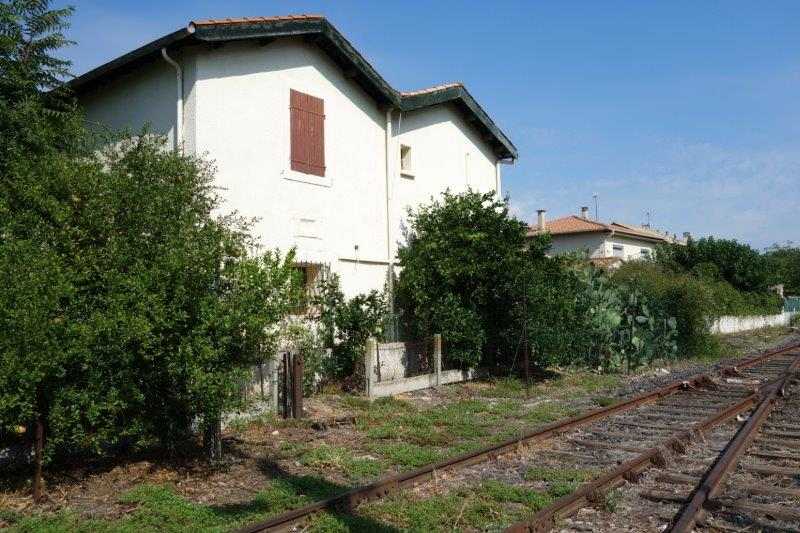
[191,15,323,26]
[528,215,677,243]
[528,215,609,236]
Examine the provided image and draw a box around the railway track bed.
[238,343,800,532]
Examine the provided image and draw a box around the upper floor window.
[290,89,325,177]
[400,144,413,177]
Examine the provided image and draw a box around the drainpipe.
[384,108,395,310]
[494,159,502,198]
[161,48,183,152]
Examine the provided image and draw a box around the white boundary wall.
[365,335,477,398]
[710,311,797,335]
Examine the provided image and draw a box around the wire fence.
[785,296,800,313]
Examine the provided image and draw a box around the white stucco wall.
[549,233,607,258]
[77,39,503,298]
[603,235,657,261]
[549,232,658,261]
[80,58,177,146]
[393,104,499,253]
[710,312,797,334]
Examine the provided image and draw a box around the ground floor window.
[612,244,624,258]
[292,263,325,314]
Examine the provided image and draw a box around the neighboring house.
[70,15,517,297]
[528,207,686,267]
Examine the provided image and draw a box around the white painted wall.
[548,233,607,258]
[710,312,797,334]
[603,235,657,261]
[548,232,658,261]
[77,39,503,298]
[393,104,499,254]
[80,58,177,146]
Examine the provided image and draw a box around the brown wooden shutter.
[290,89,326,176]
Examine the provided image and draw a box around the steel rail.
[669,353,800,533]
[504,347,800,533]
[237,342,800,533]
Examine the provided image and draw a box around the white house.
[528,207,686,267]
[70,15,517,297]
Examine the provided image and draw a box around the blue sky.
[59,1,800,249]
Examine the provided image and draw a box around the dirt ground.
[1,326,796,530]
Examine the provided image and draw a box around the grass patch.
[300,445,383,482]
[524,466,595,484]
[360,480,554,532]
[3,479,327,533]
[524,402,579,425]
[368,442,444,469]
[592,395,616,407]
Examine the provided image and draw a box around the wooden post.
[291,352,304,419]
[33,416,44,503]
[282,352,291,418]
[365,338,377,398]
[433,334,442,387]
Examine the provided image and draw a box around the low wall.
[366,335,476,398]
[710,311,797,335]
[369,368,477,398]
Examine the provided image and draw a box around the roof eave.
[67,17,516,160]
[68,27,194,92]
[400,85,517,160]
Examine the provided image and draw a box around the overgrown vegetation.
[396,191,678,373]
[312,274,387,388]
[396,190,527,368]
[0,0,301,495]
[765,243,800,296]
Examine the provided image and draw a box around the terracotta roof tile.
[191,15,324,26]
[528,215,677,243]
[527,215,609,236]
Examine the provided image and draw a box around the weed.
[602,489,622,513]
[299,445,382,482]
[592,396,616,407]
[524,466,595,484]
[368,442,444,469]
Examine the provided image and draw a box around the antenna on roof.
[644,210,651,228]
[592,193,599,221]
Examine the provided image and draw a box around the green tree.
[0,1,301,500]
[396,190,528,367]
[765,243,800,296]
[657,236,770,293]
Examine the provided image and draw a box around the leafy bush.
[396,191,528,368]
[312,274,387,386]
[613,262,719,358]
[765,243,800,296]
[0,1,301,476]
[657,236,770,293]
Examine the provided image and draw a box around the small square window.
[400,144,413,177]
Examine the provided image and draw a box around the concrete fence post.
[433,334,442,387]
[365,337,378,398]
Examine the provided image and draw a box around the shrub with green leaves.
[396,190,528,368]
[312,274,387,385]
[0,0,301,478]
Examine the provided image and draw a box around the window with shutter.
[290,89,326,177]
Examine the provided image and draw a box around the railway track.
[506,346,800,533]
[237,342,800,533]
